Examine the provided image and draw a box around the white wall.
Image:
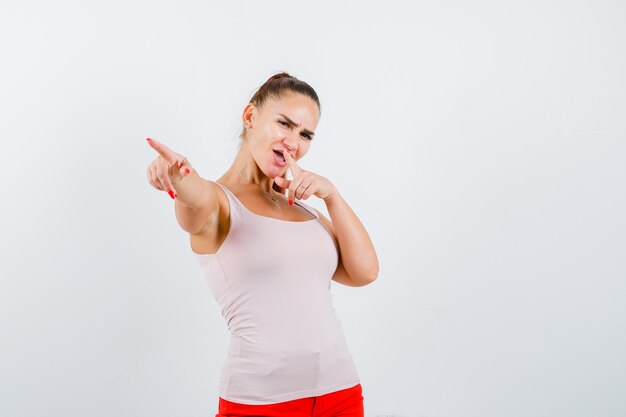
[1,1,624,416]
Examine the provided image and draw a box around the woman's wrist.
[171,168,192,186]
[171,173,186,185]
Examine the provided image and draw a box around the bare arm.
[145,138,219,235]
[317,191,379,286]
[172,169,220,234]
[274,149,379,287]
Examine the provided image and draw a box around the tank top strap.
[215,182,319,221]
[214,182,235,202]
[214,182,245,220]
[293,199,320,220]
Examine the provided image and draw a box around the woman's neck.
[219,146,276,196]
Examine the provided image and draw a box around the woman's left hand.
[274,149,338,205]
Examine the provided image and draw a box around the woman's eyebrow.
[278,113,316,137]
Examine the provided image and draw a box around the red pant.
[215,383,364,417]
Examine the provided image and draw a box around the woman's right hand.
[146,137,193,199]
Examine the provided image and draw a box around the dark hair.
[239,72,321,141]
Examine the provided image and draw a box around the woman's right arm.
[146,137,220,234]
[172,170,221,234]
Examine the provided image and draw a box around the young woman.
[146,72,379,417]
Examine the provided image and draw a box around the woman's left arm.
[275,149,379,287]
[319,191,379,287]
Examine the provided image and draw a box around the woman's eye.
[279,120,311,140]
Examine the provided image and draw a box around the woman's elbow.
[365,263,379,284]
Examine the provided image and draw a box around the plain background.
[1,1,624,416]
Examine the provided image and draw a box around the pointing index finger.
[146,138,176,164]
[282,149,301,175]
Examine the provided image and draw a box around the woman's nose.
[283,138,297,153]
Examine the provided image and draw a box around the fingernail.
[147,138,151,141]
[186,168,190,174]
[289,200,293,206]
[168,190,175,199]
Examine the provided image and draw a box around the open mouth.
[273,149,286,162]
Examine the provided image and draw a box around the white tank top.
[194,182,361,405]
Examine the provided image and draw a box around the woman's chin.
[261,164,281,180]
[266,159,285,177]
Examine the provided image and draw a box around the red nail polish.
[186,168,190,174]
[289,200,293,206]
[147,138,151,141]
[168,190,175,199]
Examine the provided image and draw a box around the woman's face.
[243,92,319,179]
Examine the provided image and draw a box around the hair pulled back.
[239,72,321,141]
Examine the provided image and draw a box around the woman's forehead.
[265,94,319,122]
